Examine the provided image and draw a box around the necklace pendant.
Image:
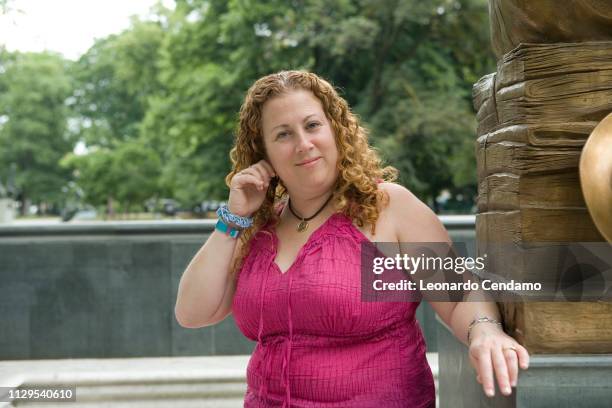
[297,220,309,232]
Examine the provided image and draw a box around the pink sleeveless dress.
[232,210,436,407]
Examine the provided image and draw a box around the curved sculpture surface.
[490,0,612,57]
[580,112,612,243]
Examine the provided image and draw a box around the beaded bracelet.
[215,218,241,238]
[216,204,253,229]
[467,316,502,345]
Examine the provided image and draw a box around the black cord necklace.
[287,193,334,232]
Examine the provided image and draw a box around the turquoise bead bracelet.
[216,204,253,229]
[215,218,241,238]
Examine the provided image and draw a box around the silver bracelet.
[467,316,502,345]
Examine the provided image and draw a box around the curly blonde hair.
[227,70,397,275]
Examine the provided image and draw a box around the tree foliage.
[2,0,495,215]
[142,0,494,209]
[0,51,72,213]
[63,17,167,213]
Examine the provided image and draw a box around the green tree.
[352,0,493,209]
[60,148,116,210]
[0,51,73,214]
[143,0,359,204]
[145,0,493,210]
[66,17,168,213]
[61,142,161,215]
[68,18,166,148]
[62,0,493,214]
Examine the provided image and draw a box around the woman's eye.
[307,122,321,129]
[276,132,288,139]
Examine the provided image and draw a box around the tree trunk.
[107,196,114,220]
[20,194,29,216]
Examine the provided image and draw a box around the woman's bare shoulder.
[377,182,422,214]
[377,182,450,243]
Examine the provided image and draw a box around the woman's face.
[261,89,339,196]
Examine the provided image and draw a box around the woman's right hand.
[228,160,277,217]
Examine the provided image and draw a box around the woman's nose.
[295,130,314,152]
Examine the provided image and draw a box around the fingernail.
[486,388,494,397]
[504,386,511,394]
[511,380,517,387]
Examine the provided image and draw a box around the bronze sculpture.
[580,112,612,243]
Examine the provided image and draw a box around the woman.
[175,70,529,407]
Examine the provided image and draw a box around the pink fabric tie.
[282,270,294,407]
[256,257,272,400]
[257,247,294,407]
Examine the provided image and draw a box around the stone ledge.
[517,354,612,408]
[0,216,474,237]
[438,315,612,408]
[1,354,439,406]
[0,356,250,386]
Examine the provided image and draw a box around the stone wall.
[0,217,474,360]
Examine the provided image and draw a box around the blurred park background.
[0,0,495,223]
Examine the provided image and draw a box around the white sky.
[0,0,175,60]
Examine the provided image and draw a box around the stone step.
[0,354,438,407]
[64,380,247,401]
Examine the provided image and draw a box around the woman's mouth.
[296,157,321,167]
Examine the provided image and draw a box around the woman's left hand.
[468,323,530,397]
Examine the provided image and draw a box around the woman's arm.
[380,182,530,397]
[175,230,242,328]
[175,160,276,328]
[447,301,529,397]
